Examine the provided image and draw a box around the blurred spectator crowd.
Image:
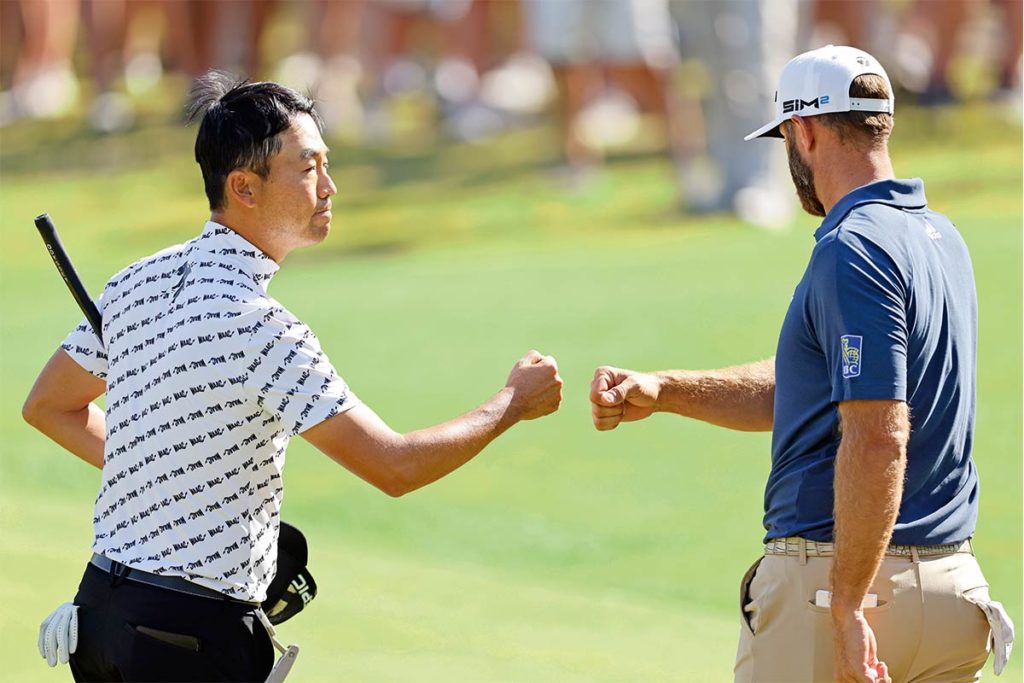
[2,0,1021,227]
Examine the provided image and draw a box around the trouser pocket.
[132,624,201,651]
[963,586,1016,675]
[739,556,764,636]
[123,621,231,682]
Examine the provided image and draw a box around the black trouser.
[69,563,274,682]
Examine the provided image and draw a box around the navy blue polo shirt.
[765,179,979,545]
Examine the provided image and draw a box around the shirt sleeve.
[808,228,909,403]
[242,308,360,436]
[60,291,109,380]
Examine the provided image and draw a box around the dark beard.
[786,136,826,217]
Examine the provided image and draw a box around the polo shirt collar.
[196,221,280,291]
[814,178,927,241]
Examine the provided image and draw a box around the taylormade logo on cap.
[744,45,894,141]
[782,96,830,113]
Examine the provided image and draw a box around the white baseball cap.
[744,45,894,141]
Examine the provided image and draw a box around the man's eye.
[306,166,316,173]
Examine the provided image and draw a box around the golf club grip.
[34,213,103,343]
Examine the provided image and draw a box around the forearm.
[385,388,518,494]
[24,403,106,470]
[829,430,906,614]
[306,351,561,496]
[655,358,775,431]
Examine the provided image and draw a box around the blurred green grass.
[1,101,1020,682]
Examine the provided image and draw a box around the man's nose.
[320,170,337,198]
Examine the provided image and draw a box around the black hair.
[185,71,323,211]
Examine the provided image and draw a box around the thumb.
[600,378,636,406]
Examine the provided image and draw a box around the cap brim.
[744,117,787,141]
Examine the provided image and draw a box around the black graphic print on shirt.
[61,222,359,601]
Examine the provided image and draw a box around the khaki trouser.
[734,541,992,682]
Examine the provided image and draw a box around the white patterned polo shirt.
[61,221,359,601]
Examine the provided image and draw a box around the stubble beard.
[786,136,826,218]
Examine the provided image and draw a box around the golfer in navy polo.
[590,46,1013,682]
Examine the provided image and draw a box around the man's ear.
[225,170,259,209]
[790,115,816,154]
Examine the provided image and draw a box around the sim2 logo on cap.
[841,335,862,378]
[782,95,830,113]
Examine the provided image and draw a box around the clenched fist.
[590,366,661,430]
[506,350,563,421]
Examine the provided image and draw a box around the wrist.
[495,386,521,427]
[651,372,668,412]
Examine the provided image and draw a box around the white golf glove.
[38,602,78,667]
[977,600,1015,676]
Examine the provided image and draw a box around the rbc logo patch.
[841,335,863,378]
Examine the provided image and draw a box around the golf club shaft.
[34,213,103,343]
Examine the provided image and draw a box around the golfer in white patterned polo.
[24,72,563,682]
